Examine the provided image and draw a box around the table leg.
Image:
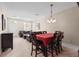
[44,46,48,57]
[41,45,48,57]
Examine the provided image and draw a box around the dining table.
[36,33,54,57]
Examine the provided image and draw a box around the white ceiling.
[0,2,78,21]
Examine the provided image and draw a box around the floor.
[0,37,78,57]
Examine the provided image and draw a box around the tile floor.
[0,37,78,57]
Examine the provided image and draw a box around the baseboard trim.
[63,42,79,51]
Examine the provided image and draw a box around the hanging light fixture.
[47,4,56,23]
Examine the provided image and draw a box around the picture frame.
[1,14,6,31]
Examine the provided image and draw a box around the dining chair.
[57,31,64,53]
[42,31,47,34]
[31,33,44,57]
[54,31,64,53]
[48,32,59,56]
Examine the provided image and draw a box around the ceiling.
[0,2,78,21]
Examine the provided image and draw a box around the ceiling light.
[47,4,56,23]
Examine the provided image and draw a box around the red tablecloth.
[36,33,54,46]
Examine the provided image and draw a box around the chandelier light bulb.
[52,18,56,23]
[47,19,51,23]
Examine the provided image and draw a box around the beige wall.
[38,7,79,46]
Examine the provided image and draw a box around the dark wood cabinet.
[1,33,13,52]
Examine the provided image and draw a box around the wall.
[7,18,33,37]
[7,19,23,37]
[38,6,79,46]
[6,18,42,36]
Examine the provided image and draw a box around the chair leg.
[55,47,58,56]
[58,44,63,53]
[61,45,63,51]
[60,41,63,51]
[31,43,33,56]
[51,50,54,57]
[51,45,54,57]
[58,46,61,53]
[35,46,37,57]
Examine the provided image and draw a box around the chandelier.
[47,4,56,23]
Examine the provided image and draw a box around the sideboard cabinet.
[1,33,13,52]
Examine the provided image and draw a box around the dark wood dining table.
[36,33,54,57]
